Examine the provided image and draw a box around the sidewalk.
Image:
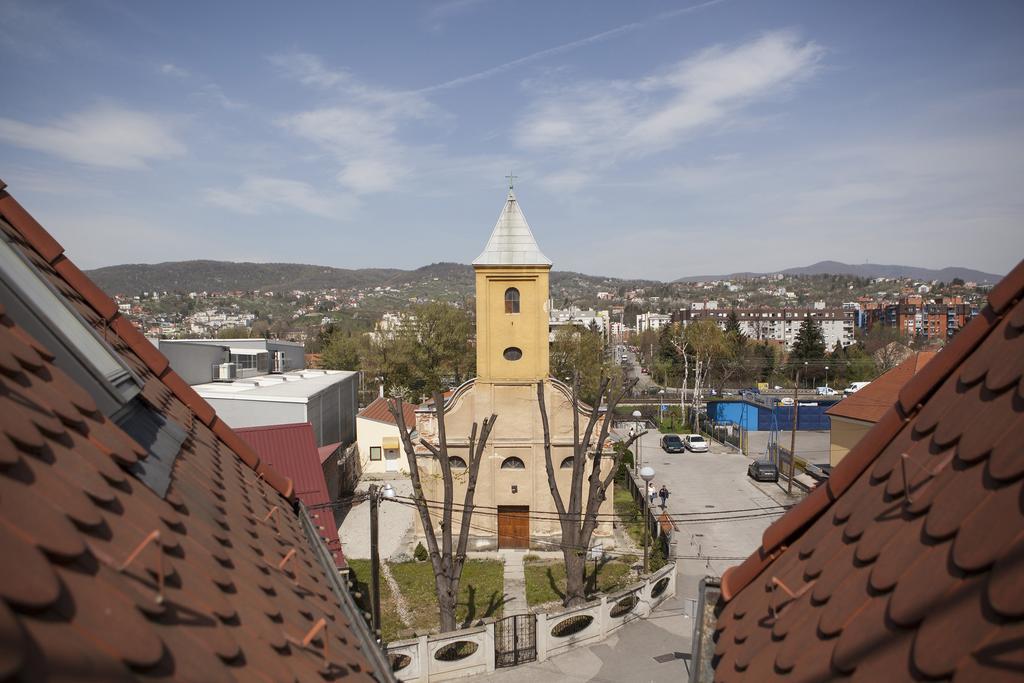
[337,478,416,560]
[498,549,528,615]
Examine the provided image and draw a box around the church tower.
[473,189,551,383]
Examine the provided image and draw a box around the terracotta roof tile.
[709,258,1024,682]
[0,186,389,681]
[0,190,63,263]
[357,396,416,427]
[825,351,935,424]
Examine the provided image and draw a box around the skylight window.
[0,229,141,413]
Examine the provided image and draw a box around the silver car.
[683,434,709,452]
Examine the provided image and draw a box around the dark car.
[748,460,779,482]
[661,434,684,453]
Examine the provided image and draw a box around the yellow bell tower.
[473,188,551,383]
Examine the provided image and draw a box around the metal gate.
[494,613,536,668]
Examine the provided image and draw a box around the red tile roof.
[0,183,388,682]
[708,259,1024,682]
[825,351,936,424]
[236,423,344,567]
[357,396,415,427]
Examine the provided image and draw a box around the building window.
[449,456,468,469]
[370,446,382,461]
[505,287,520,314]
[503,347,523,361]
[500,456,526,469]
[559,457,575,469]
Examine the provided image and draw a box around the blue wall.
[708,399,838,431]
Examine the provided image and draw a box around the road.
[479,429,803,682]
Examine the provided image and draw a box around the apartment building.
[676,307,856,350]
[865,295,976,341]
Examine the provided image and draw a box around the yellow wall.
[829,415,873,467]
[475,266,550,382]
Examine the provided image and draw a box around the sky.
[0,0,1022,280]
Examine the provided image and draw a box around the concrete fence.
[387,562,677,682]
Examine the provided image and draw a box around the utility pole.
[369,484,382,640]
[787,369,800,495]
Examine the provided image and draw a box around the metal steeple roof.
[473,190,552,267]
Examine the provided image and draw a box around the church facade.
[413,189,616,551]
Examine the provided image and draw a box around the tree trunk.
[389,396,496,633]
[563,550,587,606]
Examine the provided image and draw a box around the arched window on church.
[449,456,467,469]
[500,456,526,469]
[505,287,520,314]
[559,457,574,469]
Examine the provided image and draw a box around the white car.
[843,382,871,396]
[779,397,795,406]
[816,386,839,396]
[683,434,709,452]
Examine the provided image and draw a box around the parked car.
[740,386,761,395]
[778,396,795,406]
[816,386,839,396]
[748,459,780,482]
[843,381,871,396]
[683,434,709,452]
[661,434,684,453]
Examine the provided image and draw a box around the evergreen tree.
[789,319,827,380]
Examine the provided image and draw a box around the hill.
[674,260,1002,285]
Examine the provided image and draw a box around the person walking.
[658,484,670,508]
[647,481,656,505]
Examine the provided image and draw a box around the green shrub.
[414,542,428,562]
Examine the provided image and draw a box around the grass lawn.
[349,559,505,641]
[346,559,404,642]
[613,486,669,572]
[388,559,506,636]
[524,558,635,607]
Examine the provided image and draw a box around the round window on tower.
[503,347,523,361]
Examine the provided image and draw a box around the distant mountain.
[85,259,656,296]
[85,258,1002,297]
[674,260,1002,285]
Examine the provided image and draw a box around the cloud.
[204,176,355,219]
[159,62,189,78]
[273,53,446,194]
[0,104,185,169]
[420,0,725,91]
[516,30,823,160]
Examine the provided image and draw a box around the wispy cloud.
[517,30,823,160]
[272,53,445,194]
[204,176,356,219]
[159,62,189,78]
[420,0,726,92]
[0,104,185,169]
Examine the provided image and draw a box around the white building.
[678,308,855,350]
[636,312,672,333]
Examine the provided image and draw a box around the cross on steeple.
[505,171,518,191]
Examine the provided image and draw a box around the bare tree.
[537,377,642,607]
[388,394,497,632]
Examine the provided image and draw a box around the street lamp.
[632,409,643,472]
[639,466,656,574]
[369,482,397,641]
[824,365,829,391]
[659,389,666,426]
[803,361,808,390]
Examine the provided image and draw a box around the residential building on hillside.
[866,295,977,340]
[676,307,856,350]
[549,306,609,341]
[636,311,671,333]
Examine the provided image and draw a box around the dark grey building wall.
[158,341,226,385]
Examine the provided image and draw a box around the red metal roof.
[0,183,387,681]
[709,258,1024,682]
[236,423,345,567]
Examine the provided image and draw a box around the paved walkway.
[498,549,528,615]
[338,478,416,560]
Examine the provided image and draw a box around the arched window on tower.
[505,287,520,314]
[500,456,526,469]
